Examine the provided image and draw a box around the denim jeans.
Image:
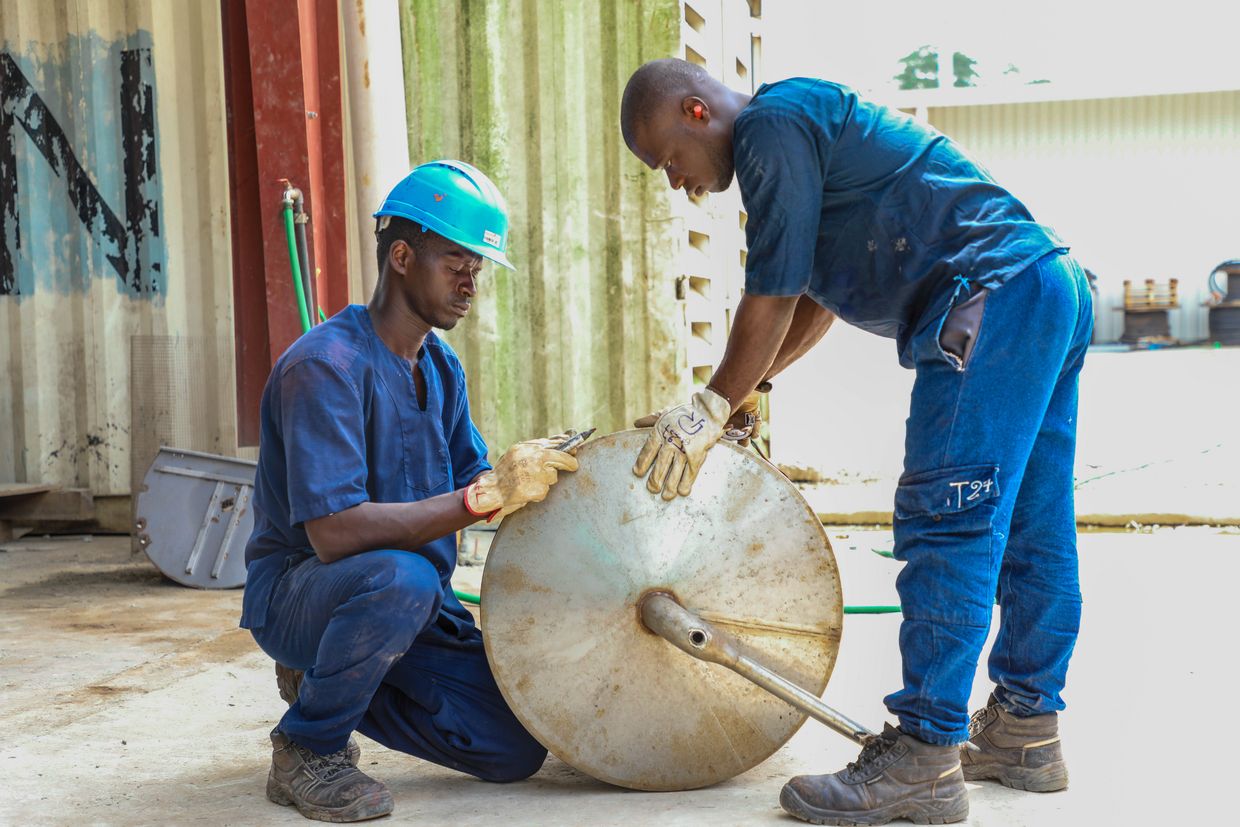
[249,549,546,781]
[883,250,1093,745]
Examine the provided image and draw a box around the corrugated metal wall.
[927,91,1240,343]
[399,0,689,453]
[1,1,237,495]
[398,0,764,455]
[399,0,687,454]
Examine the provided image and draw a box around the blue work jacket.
[734,78,1065,366]
[240,305,489,633]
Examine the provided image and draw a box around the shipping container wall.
[398,0,695,456]
[928,92,1240,343]
[1,1,237,495]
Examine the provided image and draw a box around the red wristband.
[462,483,500,522]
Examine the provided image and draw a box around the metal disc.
[481,430,842,791]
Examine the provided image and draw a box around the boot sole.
[266,772,394,823]
[962,761,1068,793]
[779,785,968,826]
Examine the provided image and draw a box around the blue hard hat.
[374,160,514,270]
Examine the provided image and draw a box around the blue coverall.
[240,305,545,781]
[734,78,1093,745]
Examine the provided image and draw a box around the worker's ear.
[681,96,709,124]
[389,239,413,276]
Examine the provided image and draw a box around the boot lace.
[845,731,898,776]
[967,704,996,738]
[297,744,357,783]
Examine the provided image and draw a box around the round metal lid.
[481,430,843,791]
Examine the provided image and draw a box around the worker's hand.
[633,388,730,500]
[722,390,763,447]
[464,436,579,522]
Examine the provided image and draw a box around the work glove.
[721,381,771,447]
[637,382,770,446]
[723,391,761,447]
[633,388,731,500]
[464,436,579,522]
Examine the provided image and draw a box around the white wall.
[931,92,1240,343]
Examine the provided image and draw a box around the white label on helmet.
[483,230,501,247]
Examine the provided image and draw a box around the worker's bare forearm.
[764,295,835,381]
[707,293,800,412]
[305,494,477,563]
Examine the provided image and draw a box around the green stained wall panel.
[399,0,686,456]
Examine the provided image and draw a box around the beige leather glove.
[723,390,762,447]
[633,388,730,500]
[464,437,579,522]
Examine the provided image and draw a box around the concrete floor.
[4,526,1235,826]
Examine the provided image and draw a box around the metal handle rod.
[212,484,251,580]
[185,481,227,575]
[639,592,876,745]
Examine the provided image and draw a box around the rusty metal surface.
[480,430,842,791]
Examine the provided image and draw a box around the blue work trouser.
[883,250,1093,746]
[249,549,547,781]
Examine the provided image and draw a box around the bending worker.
[621,59,1090,826]
[240,161,576,822]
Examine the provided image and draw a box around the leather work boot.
[960,693,1068,792]
[275,662,361,767]
[780,723,968,826]
[266,728,393,822]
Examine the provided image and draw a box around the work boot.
[780,723,968,826]
[266,728,393,822]
[960,693,1068,792]
[275,662,361,767]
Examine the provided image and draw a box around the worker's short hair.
[620,58,713,148]
[375,215,437,275]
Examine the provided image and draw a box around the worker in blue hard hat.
[240,160,576,822]
[622,59,1089,825]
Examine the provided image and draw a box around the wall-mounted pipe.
[293,199,316,323]
[280,181,312,334]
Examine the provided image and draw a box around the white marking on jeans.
[949,479,993,507]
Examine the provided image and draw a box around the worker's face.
[630,97,735,197]
[394,236,484,331]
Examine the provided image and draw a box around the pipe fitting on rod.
[639,591,876,745]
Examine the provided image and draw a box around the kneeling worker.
[240,161,575,822]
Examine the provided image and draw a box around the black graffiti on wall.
[0,47,161,297]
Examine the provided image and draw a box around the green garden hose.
[281,201,312,335]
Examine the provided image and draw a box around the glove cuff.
[695,387,733,428]
[463,481,499,520]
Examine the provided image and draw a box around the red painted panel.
[221,0,268,446]
[313,0,349,315]
[222,0,347,444]
[243,0,312,361]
